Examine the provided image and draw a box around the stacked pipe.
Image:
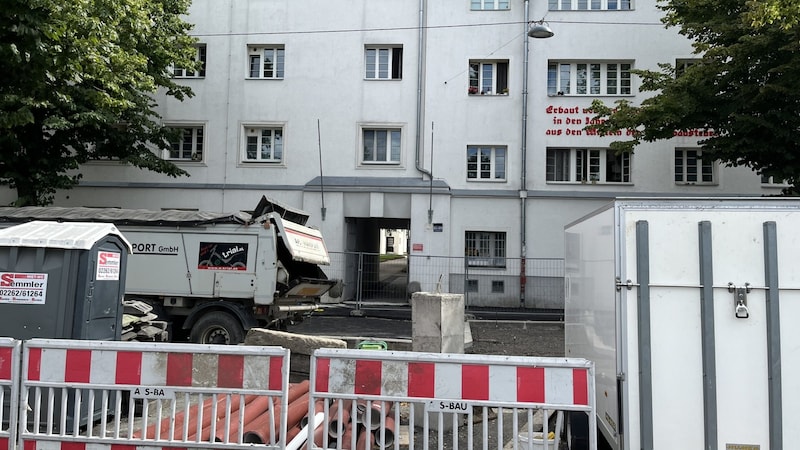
[313,399,397,450]
[134,383,398,449]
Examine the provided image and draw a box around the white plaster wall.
[35,0,784,263]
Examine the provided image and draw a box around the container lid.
[0,221,132,252]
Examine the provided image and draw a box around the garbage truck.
[0,196,342,344]
[564,198,800,450]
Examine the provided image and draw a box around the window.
[362,128,401,164]
[365,46,403,80]
[491,280,505,293]
[167,126,204,161]
[675,149,715,184]
[469,60,508,95]
[471,0,510,10]
[173,44,206,78]
[465,231,506,268]
[243,126,283,163]
[761,175,789,186]
[549,0,631,10]
[467,146,506,181]
[675,58,699,78]
[466,279,479,292]
[248,46,285,79]
[547,148,631,183]
[548,61,632,96]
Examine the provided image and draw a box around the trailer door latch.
[727,282,750,319]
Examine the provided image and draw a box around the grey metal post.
[698,221,717,450]
[763,221,783,450]
[635,221,653,450]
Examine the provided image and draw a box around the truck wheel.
[190,312,245,345]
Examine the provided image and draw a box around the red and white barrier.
[0,338,21,450]
[315,354,590,406]
[308,349,596,450]
[18,338,290,450]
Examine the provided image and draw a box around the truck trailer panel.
[565,198,800,450]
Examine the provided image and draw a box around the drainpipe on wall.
[520,0,531,306]
[415,0,431,181]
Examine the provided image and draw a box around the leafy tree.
[0,0,199,206]
[587,0,800,188]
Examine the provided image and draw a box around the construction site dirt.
[291,314,566,358]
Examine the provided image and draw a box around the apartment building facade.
[14,0,784,306]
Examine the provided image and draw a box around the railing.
[324,252,565,309]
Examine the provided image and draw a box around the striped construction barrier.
[0,339,598,450]
[18,338,290,449]
[0,338,21,450]
[307,348,597,450]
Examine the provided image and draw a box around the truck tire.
[189,312,245,344]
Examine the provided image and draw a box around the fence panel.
[17,339,290,450]
[326,253,565,309]
[0,338,21,449]
[306,348,596,450]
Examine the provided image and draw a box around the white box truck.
[564,198,800,450]
[0,197,342,344]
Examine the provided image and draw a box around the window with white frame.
[362,128,401,164]
[469,60,509,95]
[243,126,283,163]
[546,148,631,183]
[173,44,206,78]
[548,0,631,10]
[167,126,204,161]
[675,149,716,184]
[467,146,506,181]
[465,231,506,268]
[365,46,403,80]
[548,61,632,96]
[471,0,510,10]
[248,46,284,79]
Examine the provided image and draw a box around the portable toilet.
[0,220,132,340]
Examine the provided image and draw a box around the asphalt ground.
[290,309,565,357]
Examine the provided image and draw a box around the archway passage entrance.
[343,217,410,302]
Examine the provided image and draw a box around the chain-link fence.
[323,252,564,310]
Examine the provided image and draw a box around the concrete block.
[411,292,465,353]
[244,327,347,355]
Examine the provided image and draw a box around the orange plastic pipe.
[373,414,396,447]
[329,400,353,438]
[242,390,314,444]
[356,425,370,450]
[189,394,266,441]
[285,380,310,405]
[285,423,303,442]
[209,394,271,442]
[136,394,218,440]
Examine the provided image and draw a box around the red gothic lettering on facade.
[543,104,715,138]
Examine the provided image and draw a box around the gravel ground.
[467,320,565,357]
[291,314,566,357]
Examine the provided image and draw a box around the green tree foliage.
[587,0,800,188]
[0,0,199,206]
